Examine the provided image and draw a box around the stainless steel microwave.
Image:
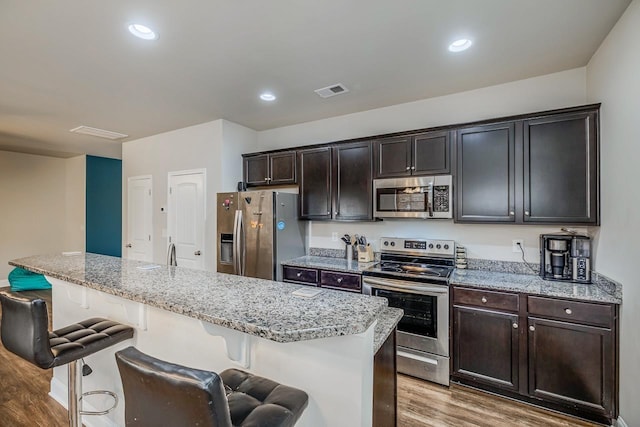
[373,176,453,219]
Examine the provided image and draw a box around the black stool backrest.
[115,346,233,427]
[0,292,54,369]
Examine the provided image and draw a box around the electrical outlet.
[512,239,524,253]
[331,232,338,242]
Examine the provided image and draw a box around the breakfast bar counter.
[10,253,393,427]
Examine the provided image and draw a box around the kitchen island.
[9,253,396,427]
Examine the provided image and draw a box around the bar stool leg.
[68,359,82,427]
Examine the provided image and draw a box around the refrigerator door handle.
[233,210,241,275]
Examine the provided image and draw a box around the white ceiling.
[0,0,631,159]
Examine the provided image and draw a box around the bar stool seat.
[116,346,309,427]
[0,291,134,426]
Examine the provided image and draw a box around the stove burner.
[379,262,446,276]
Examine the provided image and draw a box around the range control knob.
[390,241,395,247]
[436,244,442,249]
[383,241,389,246]
[444,244,450,250]
[428,243,434,249]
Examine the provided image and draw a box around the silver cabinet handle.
[525,210,530,216]
[509,211,515,216]
[411,166,416,170]
[327,211,331,215]
[264,177,269,181]
[529,325,535,332]
[334,211,338,215]
[194,250,201,256]
[405,166,410,170]
[481,297,487,303]
[512,323,518,329]
[297,272,302,277]
[126,243,132,248]
[337,277,343,283]
[565,308,572,315]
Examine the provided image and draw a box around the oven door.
[363,276,449,357]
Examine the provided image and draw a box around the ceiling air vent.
[69,126,129,140]
[314,83,349,99]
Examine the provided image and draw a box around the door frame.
[167,169,207,268]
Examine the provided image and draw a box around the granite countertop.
[9,253,388,344]
[282,255,377,274]
[451,269,622,304]
[374,307,403,353]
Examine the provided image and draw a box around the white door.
[127,176,153,262]
[167,169,206,270]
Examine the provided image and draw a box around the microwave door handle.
[233,210,240,274]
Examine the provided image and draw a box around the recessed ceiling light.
[128,24,157,40]
[448,38,473,52]
[260,92,276,102]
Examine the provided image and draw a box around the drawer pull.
[565,308,572,315]
[529,325,535,332]
[337,277,343,283]
[512,323,518,329]
[296,272,302,277]
[481,297,487,304]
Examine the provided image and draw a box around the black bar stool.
[115,346,309,427]
[0,291,134,427]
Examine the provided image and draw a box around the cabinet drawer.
[453,287,519,312]
[320,270,361,293]
[283,266,318,285]
[528,296,613,328]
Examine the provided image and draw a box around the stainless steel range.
[363,237,455,386]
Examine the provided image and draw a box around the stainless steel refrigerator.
[217,191,307,281]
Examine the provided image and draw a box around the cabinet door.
[298,147,332,220]
[455,122,516,222]
[452,306,520,392]
[373,137,411,178]
[528,317,614,417]
[244,154,269,186]
[523,111,598,224]
[412,130,450,175]
[333,142,373,220]
[269,151,297,185]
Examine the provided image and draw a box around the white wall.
[122,119,257,271]
[0,151,68,279]
[64,155,86,252]
[253,67,589,262]
[586,1,639,425]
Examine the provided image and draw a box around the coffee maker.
[539,233,591,283]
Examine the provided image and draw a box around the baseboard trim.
[615,416,628,427]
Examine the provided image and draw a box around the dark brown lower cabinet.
[373,328,397,427]
[528,317,615,417]
[451,286,618,425]
[453,306,519,392]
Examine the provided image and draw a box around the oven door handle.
[363,277,448,295]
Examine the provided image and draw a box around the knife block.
[357,245,374,262]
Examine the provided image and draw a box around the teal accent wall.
[86,156,122,257]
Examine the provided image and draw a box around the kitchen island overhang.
[10,253,395,427]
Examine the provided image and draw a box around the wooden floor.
[0,289,600,427]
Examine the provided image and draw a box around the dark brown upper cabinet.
[243,151,296,186]
[455,122,517,223]
[455,105,599,225]
[523,111,598,224]
[298,142,373,221]
[374,130,450,178]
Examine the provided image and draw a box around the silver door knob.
[125,244,132,248]
[529,325,535,331]
[481,297,487,303]
[337,277,343,283]
[297,272,302,277]
[509,211,515,216]
[405,166,410,170]
[525,211,530,216]
[264,177,269,181]
[512,323,518,329]
[565,308,572,315]
[194,250,201,256]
